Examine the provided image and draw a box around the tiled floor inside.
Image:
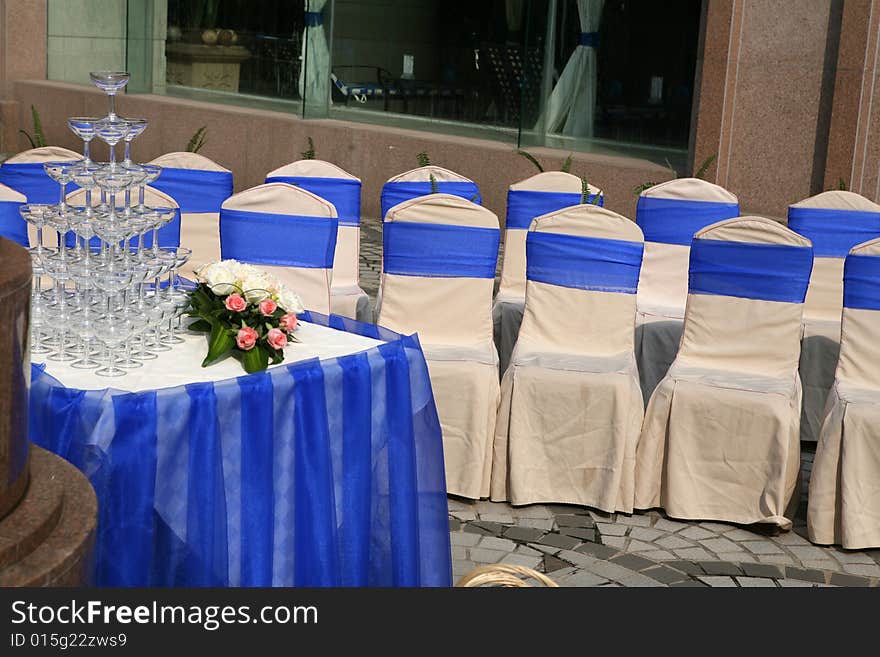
[358,217,880,587]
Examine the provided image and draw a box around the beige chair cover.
[808,237,880,549]
[220,182,337,314]
[265,160,370,322]
[634,216,811,529]
[6,147,82,247]
[493,171,602,374]
[490,205,644,512]
[787,191,880,442]
[635,178,740,402]
[4,146,81,164]
[386,165,475,184]
[377,193,500,499]
[147,152,232,280]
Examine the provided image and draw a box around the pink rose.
[259,298,278,316]
[225,293,247,313]
[236,326,258,351]
[279,313,298,332]
[266,328,288,351]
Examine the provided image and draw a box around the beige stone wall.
[7,79,672,221]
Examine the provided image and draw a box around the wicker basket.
[455,563,559,587]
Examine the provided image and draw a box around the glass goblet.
[121,118,148,167]
[67,117,101,164]
[95,118,130,170]
[89,71,130,120]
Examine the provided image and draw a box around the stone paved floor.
[359,217,880,587]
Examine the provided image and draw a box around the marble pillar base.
[0,445,97,586]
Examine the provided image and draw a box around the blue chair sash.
[380,181,481,218]
[636,196,740,246]
[787,207,880,258]
[0,199,27,246]
[843,253,880,310]
[0,162,79,204]
[506,190,603,230]
[383,221,499,278]
[220,208,338,268]
[688,238,813,303]
[526,231,643,294]
[151,168,233,214]
[265,176,361,226]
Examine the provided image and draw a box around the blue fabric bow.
[787,206,880,258]
[688,238,813,303]
[380,181,481,218]
[220,208,338,268]
[526,231,643,293]
[383,220,499,278]
[151,168,233,214]
[265,176,361,226]
[843,253,880,310]
[0,199,27,246]
[636,196,740,246]
[506,189,602,230]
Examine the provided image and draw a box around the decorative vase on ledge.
[165,33,250,92]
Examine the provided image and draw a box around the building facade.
[0,0,878,221]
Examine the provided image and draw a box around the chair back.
[497,171,602,300]
[636,177,739,315]
[516,204,643,358]
[148,152,233,274]
[265,159,361,288]
[219,182,338,313]
[676,216,813,379]
[787,190,880,323]
[0,147,82,204]
[66,186,181,249]
[378,193,499,345]
[0,183,27,246]
[380,165,480,218]
[836,237,880,390]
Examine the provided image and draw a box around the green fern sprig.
[301,136,315,160]
[19,104,46,149]
[516,149,544,173]
[694,153,717,180]
[417,151,430,167]
[560,153,573,174]
[429,173,438,194]
[186,126,207,153]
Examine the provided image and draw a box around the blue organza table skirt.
[29,312,452,587]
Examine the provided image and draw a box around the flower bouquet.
[187,260,305,373]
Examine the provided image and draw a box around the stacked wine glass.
[24,71,193,377]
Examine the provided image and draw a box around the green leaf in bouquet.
[269,348,285,365]
[241,345,270,373]
[188,318,213,333]
[202,323,236,367]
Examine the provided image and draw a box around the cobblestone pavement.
[359,217,880,587]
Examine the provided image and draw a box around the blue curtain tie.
[580,32,599,47]
[266,176,361,226]
[380,181,481,218]
[526,231,643,293]
[843,253,880,310]
[383,221,499,278]
[787,206,880,258]
[0,162,80,204]
[220,208,338,268]
[151,168,233,214]
[506,189,602,230]
[636,196,741,246]
[689,239,813,303]
[0,199,27,246]
[305,10,323,27]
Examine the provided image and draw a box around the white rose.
[204,261,238,296]
[241,272,273,303]
[277,288,304,314]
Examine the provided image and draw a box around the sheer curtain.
[298,0,330,110]
[542,0,604,138]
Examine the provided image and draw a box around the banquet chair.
[634,216,813,529]
[377,193,500,499]
[380,165,480,219]
[808,237,880,549]
[0,183,27,246]
[635,178,740,402]
[265,159,370,322]
[493,172,603,375]
[787,191,880,443]
[66,186,181,250]
[220,182,338,314]
[148,152,233,279]
[490,204,644,512]
[0,146,82,247]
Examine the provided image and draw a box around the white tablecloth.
[42,320,384,392]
